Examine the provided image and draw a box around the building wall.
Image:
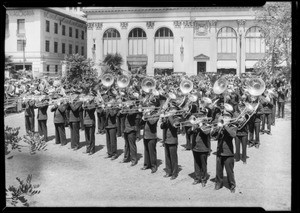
[84,7,265,76]
[5,8,87,78]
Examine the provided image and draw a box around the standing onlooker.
[277,82,288,119]
[22,97,35,133]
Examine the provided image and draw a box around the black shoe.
[170,175,177,180]
[82,151,89,154]
[267,131,271,135]
[243,161,247,164]
[192,180,200,185]
[89,152,94,155]
[111,155,118,160]
[73,147,80,151]
[214,184,223,190]
[230,186,236,193]
[235,158,240,162]
[151,167,158,173]
[255,144,260,149]
[130,162,138,167]
[104,155,112,159]
[121,159,130,163]
[201,182,206,187]
[163,174,171,178]
[140,166,150,170]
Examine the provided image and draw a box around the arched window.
[128,28,147,55]
[245,26,266,53]
[217,27,237,53]
[154,27,174,61]
[103,28,121,55]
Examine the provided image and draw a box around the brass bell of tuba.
[141,77,156,93]
[180,79,194,95]
[101,73,115,88]
[213,77,228,94]
[117,73,131,89]
[247,78,265,97]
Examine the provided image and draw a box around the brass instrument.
[101,73,115,88]
[173,115,212,128]
[180,79,193,95]
[247,77,266,96]
[141,77,156,93]
[213,77,228,95]
[117,73,131,89]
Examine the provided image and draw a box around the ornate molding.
[208,20,218,32]
[182,20,194,28]
[146,21,154,29]
[87,22,94,30]
[120,22,128,29]
[7,10,35,16]
[237,19,246,32]
[173,21,182,28]
[95,22,103,30]
[194,21,209,36]
[44,11,86,29]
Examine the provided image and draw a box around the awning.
[153,62,173,69]
[217,60,237,69]
[127,61,147,67]
[245,60,259,68]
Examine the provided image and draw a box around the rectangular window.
[62,25,66,36]
[81,31,84,40]
[45,40,50,52]
[17,19,25,34]
[69,27,72,37]
[69,44,72,54]
[81,46,84,55]
[75,45,78,54]
[17,40,24,51]
[47,65,50,72]
[54,23,58,34]
[75,29,79,38]
[54,42,58,53]
[46,20,50,32]
[55,65,58,73]
[62,43,65,54]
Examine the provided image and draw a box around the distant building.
[5,7,87,78]
[83,7,268,76]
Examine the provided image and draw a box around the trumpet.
[173,115,212,128]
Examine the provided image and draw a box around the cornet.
[117,73,131,89]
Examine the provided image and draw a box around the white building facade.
[83,7,267,76]
[5,7,87,78]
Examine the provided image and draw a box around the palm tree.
[102,53,124,73]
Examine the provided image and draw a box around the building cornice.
[82,7,254,14]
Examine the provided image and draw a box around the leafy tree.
[102,53,124,74]
[5,55,17,78]
[253,2,291,82]
[6,174,40,207]
[61,54,98,93]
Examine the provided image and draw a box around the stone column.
[146,21,155,76]
[94,22,103,75]
[209,20,218,73]
[120,22,129,70]
[237,20,246,75]
[86,22,94,61]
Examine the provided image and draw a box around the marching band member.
[277,81,288,119]
[68,94,83,150]
[234,106,248,164]
[120,101,141,167]
[260,90,273,135]
[183,103,198,151]
[214,110,238,193]
[82,94,97,155]
[51,97,68,146]
[190,108,211,186]
[140,111,159,173]
[248,95,263,148]
[35,95,49,141]
[22,96,35,133]
[104,97,118,160]
[160,112,181,180]
[96,104,106,135]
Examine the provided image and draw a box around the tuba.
[117,73,131,89]
[180,79,193,95]
[213,77,228,95]
[101,73,115,88]
[141,77,156,93]
[247,78,266,97]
